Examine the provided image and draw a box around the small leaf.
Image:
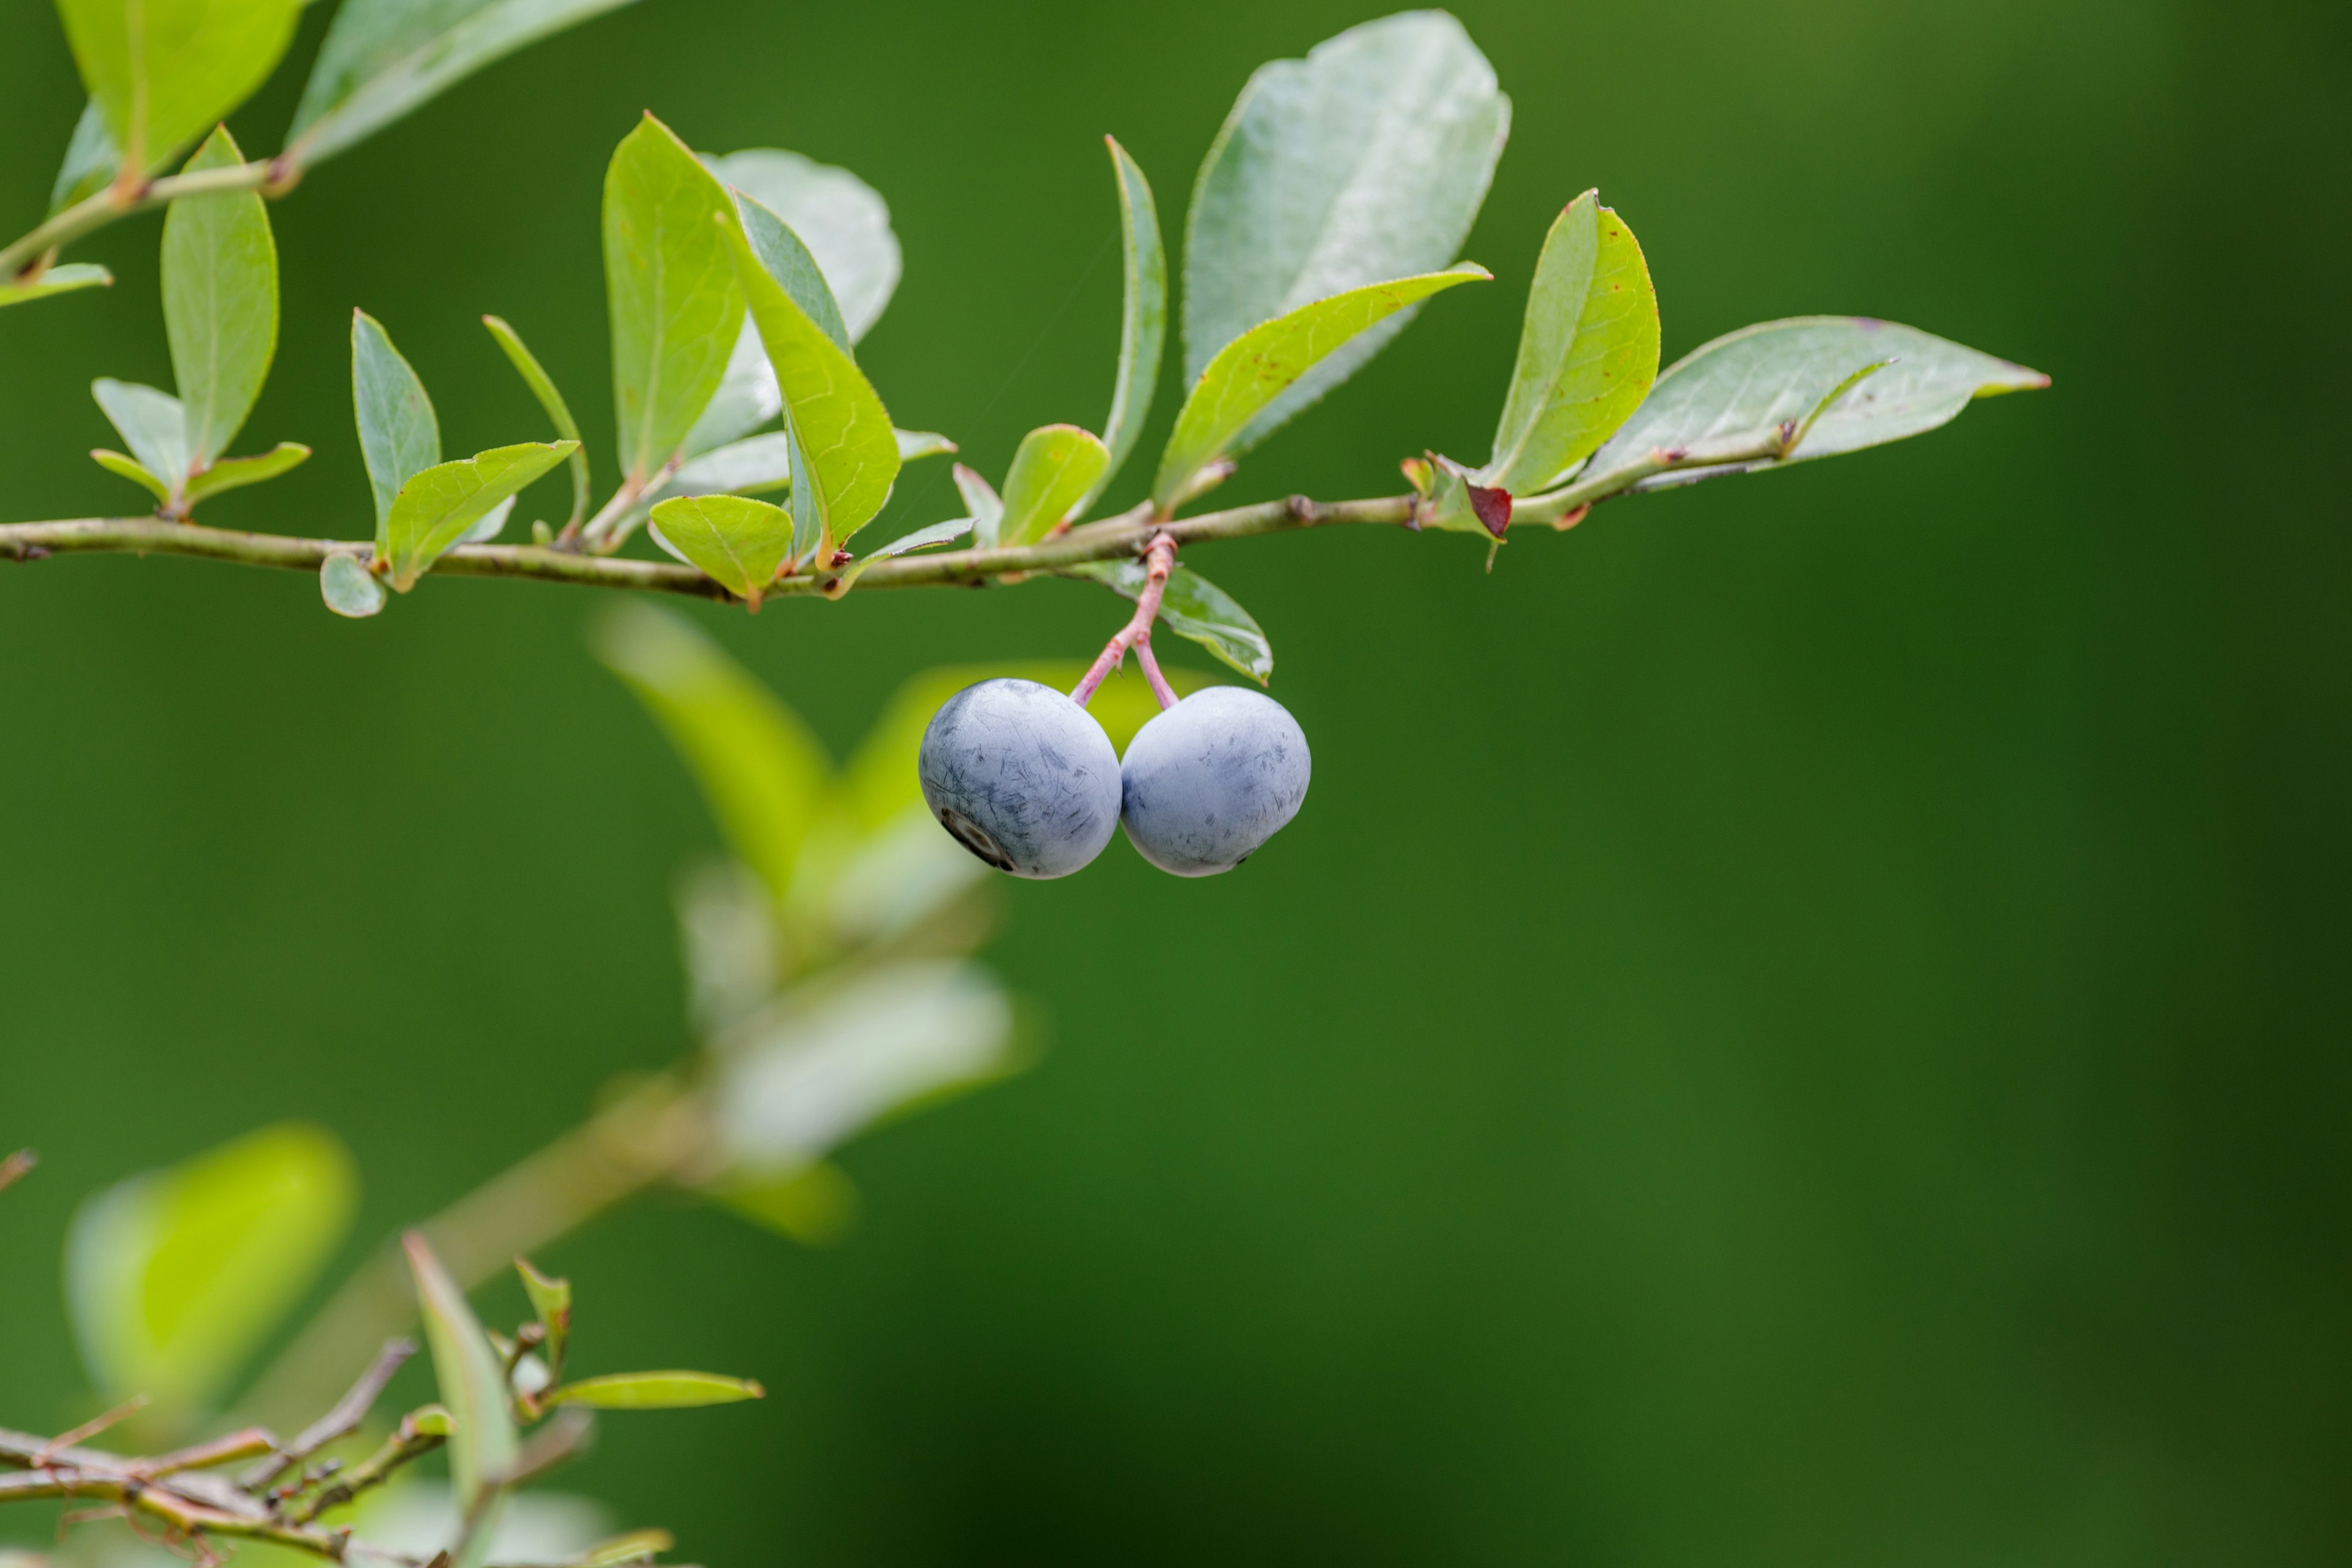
[1415,452,1514,540]
[288,0,644,167]
[402,1232,518,1523]
[0,262,112,311]
[707,149,899,343]
[1076,136,1163,518]
[54,0,303,174]
[351,310,441,549]
[997,424,1110,548]
[1153,267,1489,511]
[1184,12,1509,452]
[385,442,575,591]
[1480,191,1659,496]
[540,1372,764,1411]
[91,450,172,505]
[163,126,278,468]
[514,1259,571,1379]
[48,100,118,215]
[895,429,956,463]
[647,493,794,607]
[409,1404,454,1438]
[66,1123,356,1414]
[482,315,589,532]
[571,1530,673,1568]
[92,379,189,501]
[320,552,386,618]
[714,1163,858,1246]
[953,464,1004,550]
[184,442,310,505]
[829,517,972,594]
[605,114,745,486]
[588,602,834,901]
[1065,560,1272,683]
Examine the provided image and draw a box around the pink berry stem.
[1071,532,1179,709]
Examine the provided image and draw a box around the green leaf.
[1480,191,1659,496]
[288,0,642,167]
[402,1231,518,1523]
[1065,560,1272,684]
[320,552,386,618]
[997,424,1110,548]
[571,1530,673,1568]
[53,0,303,175]
[648,493,795,607]
[730,192,850,353]
[1076,135,1163,518]
[953,464,1003,550]
[515,1258,572,1379]
[65,1123,356,1414]
[715,1163,859,1246]
[1183,11,1509,453]
[829,517,971,593]
[184,441,309,504]
[895,429,955,464]
[1414,451,1513,540]
[1153,266,1489,511]
[49,100,118,215]
[162,126,277,467]
[351,310,441,550]
[541,1371,764,1411]
[1576,317,2052,496]
[0,262,112,310]
[708,149,899,342]
[605,114,745,486]
[92,379,190,500]
[481,314,589,532]
[723,197,900,554]
[91,448,172,504]
[589,602,833,901]
[384,442,574,591]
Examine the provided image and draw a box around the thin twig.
[286,1409,445,1524]
[240,1339,416,1491]
[1070,533,1178,707]
[34,1398,148,1466]
[134,1430,276,1482]
[0,159,295,281]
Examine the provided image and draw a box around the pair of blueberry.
[917,679,1311,878]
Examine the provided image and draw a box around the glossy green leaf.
[605,114,745,485]
[1154,266,1489,511]
[831,517,971,592]
[998,424,1109,548]
[481,315,589,532]
[953,464,1004,550]
[1577,317,2052,496]
[0,262,111,310]
[65,1123,356,1413]
[385,442,574,591]
[54,0,303,174]
[351,310,441,549]
[1480,191,1659,496]
[589,602,833,900]
[184,441,310,504]
[541,1371,764,1411]
[402,1231,518,1522]
[515,1258,571,1378]
[92,379,189,500]
[91,448,172,504]
[1077,136,1163,518]
[1184,11,1509,453]
[48,100,118,215]
[1066,560,1272,683]
[648,494,794,606]
[723,198,900,552]
[162,127,277,467]
[288,0,641,166]
[320,552,386,618]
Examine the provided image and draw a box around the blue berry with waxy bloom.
[918,678,1123,878]
[1119,687,1311,876]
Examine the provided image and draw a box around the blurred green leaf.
[540,1372,764,1411]
[352,310,441,551]
[723,197,899,554]
[402,1232,518,1532]
[1154,266,1488,511]
[184,441,310,504]
[0,262,111,310]
[481,315,589,532]
[162,126,277,467]
[605,114,745,486]
[514,1259,571,1379]
[385,442,573,591]
[714,1163,858,1246]
[48,100,117,215]
[1076,136,1163,518]
[92,379,189,501]
[90,449,172,505]
[1577,317,2052,496]
[53,0,303,175]
[65,1123,357,1414]
[997,424,1109,548]
[674,858,777,1039]
[831,517,970,592]
[288,0,642,167]
[589,602,833,901]
[1065,559,1272,684]
[571,1529,673,1568]
[1480,191,1659,496]
[647,493,794,606]
[320,552,386,618]
[952,464,1003,550]
[1183,11,1509,453]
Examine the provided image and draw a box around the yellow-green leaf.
[53,0,303,175]
[185,442,309,505]
[384,442,573,591]
[91,448,172,504]
[540,1371,764,1410]
[515,1258,572,1379]
[482,314,589,531]
[647,492,794,607]
[402,1232,518,1521]
[997,424,1109,547]
[162,126,277,467]
[0,262,111,310]
[1077,136,1163,518]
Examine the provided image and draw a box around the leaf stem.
[0,159,295,281]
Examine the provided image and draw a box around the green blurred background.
[2,0,2346,1561]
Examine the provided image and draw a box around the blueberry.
[918,679,1123,878]
[1120,687,1311,876]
